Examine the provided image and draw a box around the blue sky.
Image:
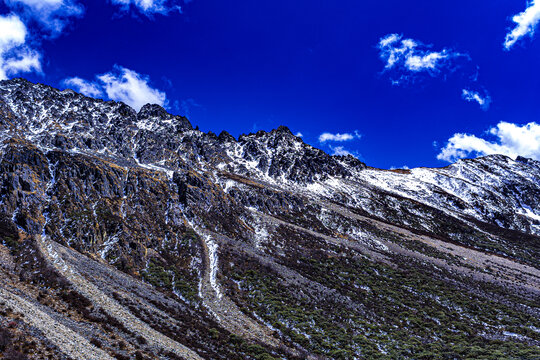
[1,0,540,168]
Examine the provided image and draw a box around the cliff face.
[0,78,539,360]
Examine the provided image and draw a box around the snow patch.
[205,234,222,299]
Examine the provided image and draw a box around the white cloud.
[98,67,167,111]
[438,122,540,162]
[295,132,303,138]
[504,1,540,50]
[331,146,353,156]
[63,66,167,111]
[377,34,467,84]
[0,1,83,81]
[4,0,84,37]
[319,131,362,157]
[319,131,361,143]
[462,89,491,111]
[63,77,103,97]
[405,52,448,72]
[110,0,183,15]
[0,14,41,80]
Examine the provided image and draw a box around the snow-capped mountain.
[0,78,538,359]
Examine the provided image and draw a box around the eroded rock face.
[0,78,539,360]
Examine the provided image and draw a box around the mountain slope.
[0,78,539,360]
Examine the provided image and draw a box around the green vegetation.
[140,259,198,303]
[139,228,202,303]
[230,253,540,359]
[141,260,172,288]
[171,274,198,303]
[1,234,19,253]
[227,334,280,360]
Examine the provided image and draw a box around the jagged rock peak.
[452,154,539,172]
[274,125,294,135]
[218,130,236,143]
[333,154,367,169]
[137,103,171,119]
[238,125,295,141]
[136,103,193,131]
[515,155,540,167]
[1,77,30,85]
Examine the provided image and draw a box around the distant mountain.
[0,78,538,360]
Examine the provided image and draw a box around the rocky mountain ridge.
[0,78,539,359]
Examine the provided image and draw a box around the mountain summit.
[0,79,538,359]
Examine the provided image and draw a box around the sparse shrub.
[60,290,92,311]
[228,334,244,347]
[255,354,279,360]
[100,311,133,336]
[112,351,129,360]
[246,344,266,355]
[89,338,102,349]
[135,335,147,345]
[6,321,17,329]
[209,328,219,339]
[3,348,28,360]
[0,328,12,351]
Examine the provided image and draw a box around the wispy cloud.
[504,1,540,50]
[0,14,41,80]
[330,146,353,156]
[377,34,493,108]
[438,121,540,162]
[319,131,361,143]
[318,131,362,158]
[63,77,103,97]
[63,66,167,111]
[295,132,303,138]
[110,0,187,16]
[462,89,491,111]
[4,0,84,38]
[179,98,200,118]
[377,34,468,85]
